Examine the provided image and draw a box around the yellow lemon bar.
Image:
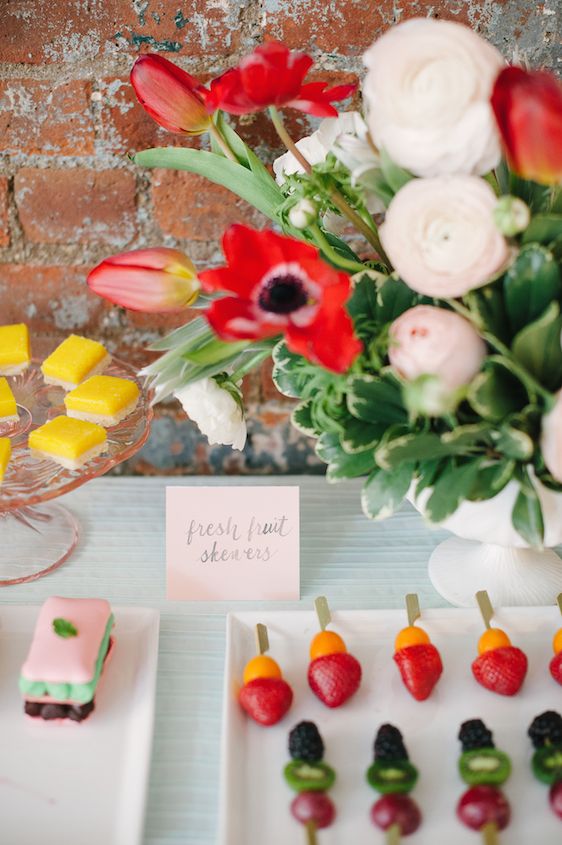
[0,324,31,375]
[65,375,140,427]
[29,416,107,470]
[0,377,18,423]
[41,335,111,390]
[0,437,11,482]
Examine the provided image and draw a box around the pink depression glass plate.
[0,339,153,585]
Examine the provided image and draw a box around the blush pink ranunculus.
[388,305,487,391]
[87,247,200,313]
[541,392,562,483]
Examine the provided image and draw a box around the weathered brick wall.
[0,1,557,474]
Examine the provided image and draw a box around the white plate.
[220,607,562,844]
[0,605,159,845]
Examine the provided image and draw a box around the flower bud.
[288,198,318,230]
[402,374,458,417]
[493,196,530,237]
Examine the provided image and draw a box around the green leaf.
[466,459,516,502]
[512,469,544,547]
[379,149,414,194]
[503,245,561,334]
[347,375,407,424]
[52,618,78,638]
[315,432,375,481]
[291,400,319,437]
[466,357,528,422]
[375,432,480,471]
[465,284,510,343]
[183,338,249,366]
[361,463,414,520]
[441,423,493,449]
[522,214,562,246]
[424,459,484,524]
[147,317,211,352]
[512,301,562,391]
[134,147,283,220]
[340,418,386,454]
[491,423,534,461]
[376,276,417,323]
[509,173,551,214]
[415,459,448,496]
[271,341,329,399]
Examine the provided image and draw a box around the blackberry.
[459,719,495,752]
[528,711,562,749]
[374,724,409,762]
[289,721,324,762]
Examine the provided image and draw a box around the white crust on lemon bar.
[29,440,107,470]
[0,362,30,376]
[0,414,19,424]
[66,396,139,428]
[42,353,112,391]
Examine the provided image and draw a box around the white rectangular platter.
[220,607,562,844]
[0,605,160,845]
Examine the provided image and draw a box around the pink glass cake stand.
[0,340,153,585]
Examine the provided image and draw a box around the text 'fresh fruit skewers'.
[528,710,562,820]
[393,593,443,701]
[239,623,293,726]
[285,722,336,845]
[471,591,528,696]
[307,596,362,708]
[549,594,562,686]
[367,724,422,843]
[456,719,511,844]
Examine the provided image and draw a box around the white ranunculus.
[363,18,504,177]
[379,176,510,297]
[541,391,562,483]
[175,378,247,451]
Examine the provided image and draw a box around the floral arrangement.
[88,18,562,547]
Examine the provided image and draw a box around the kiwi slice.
[366,760,418,794]
[284,760,336,792]
[459,748,511,786]
[532,746,562,785]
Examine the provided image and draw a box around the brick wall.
[0,0,557,474]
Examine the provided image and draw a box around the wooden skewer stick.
[255,623,269,655]
[305,820,318,845]
[476,590,494,630]
[405,593,421,627]
[557,593,562,615]
[315,596,331,632]
[481,821,498,844]
[386,823,401,845]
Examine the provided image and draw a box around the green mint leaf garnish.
[52,617,78,638]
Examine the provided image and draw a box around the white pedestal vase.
[409,478,562,607]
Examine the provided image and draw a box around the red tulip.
[491,66,562,185]
[199,224,362,373]
[207,41,356,117]
[130,54,212,135]
[87,248,200,312]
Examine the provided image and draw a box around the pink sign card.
[166,486,300,601]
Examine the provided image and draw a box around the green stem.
[208,120,238,162]
[309,224,367,273]
[268,106,390,267]
[229,348,273,383]
[305,820,318,845]
[386,823,401,845]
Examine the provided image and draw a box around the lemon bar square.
[41,335,111,390]
[29,416,107,470]
[0,324,31,376]
[0,377,18,423]
[0,437,11,482]
[65,375,140,427]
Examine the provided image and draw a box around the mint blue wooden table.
[0,476,448,844]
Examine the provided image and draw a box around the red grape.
[291,791,335,829]
[549,780,562,819]
[457,785,510,831]
[370,794,422,835]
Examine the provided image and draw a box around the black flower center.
[258,273,308,315]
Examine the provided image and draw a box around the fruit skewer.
[239,623,293,726]
[393,593,443,701]
[528,710,562,819]
[367,724,422,842]
[307,596,362,708]
[471,591,528,696]
[548,594,562,686]
[285,721,336,844]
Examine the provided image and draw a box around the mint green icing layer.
[19,614,114,704]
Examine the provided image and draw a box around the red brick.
[0,80,94,157]
[152,169,265,242]
[0,178,9,248]
[14,169,137,246]
[0,0,241,64]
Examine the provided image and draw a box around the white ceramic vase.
[409,478,562,607]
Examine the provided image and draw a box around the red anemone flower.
[199,225,362,373]
[206,41,356,118]
[130,54,212,135]
[491,66,562,185]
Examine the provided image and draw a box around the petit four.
[472,591,527,696]
[29,416,107,470]
[65,374,140,427]
[368,725,422,838]
[239,623,293,726]
[0,323,30,375]
[457,720,511,837]
[19,596,114,722]
[0,437,11,482]
[287,722,336,837]
[0,376,18,423]
[528,710,562,819]
[307,596,361,708]
[393,594,443,701]
[41,334,110,390]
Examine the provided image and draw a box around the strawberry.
[549,652,562,686]
[308,652,362,708]
[472,646,528,696]
[239,677,293,726]
[393,643,443,701]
